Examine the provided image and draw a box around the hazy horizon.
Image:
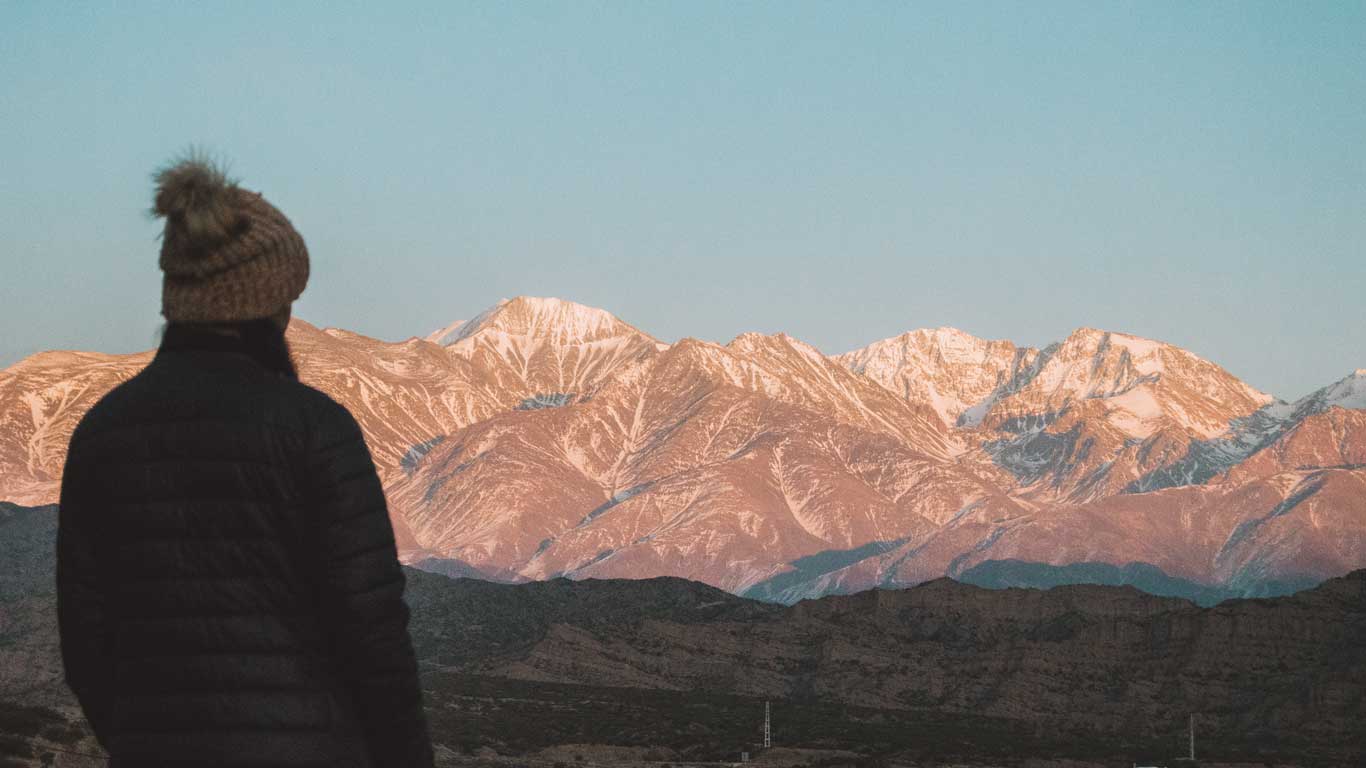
[4,2,1363,400]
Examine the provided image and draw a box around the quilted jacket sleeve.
[307,402,434,767]
[56,428,114,750]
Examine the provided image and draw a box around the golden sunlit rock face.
[3,296,1363,599]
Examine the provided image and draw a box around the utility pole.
[764,700,771,749]
[1189,713,1195,762]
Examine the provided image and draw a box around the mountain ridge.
[1,296,1362,603]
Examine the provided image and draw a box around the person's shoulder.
[68,368,153,448]
[275,378,351,421]
[269,378,363,439]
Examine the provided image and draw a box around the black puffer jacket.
[57,325,433,767]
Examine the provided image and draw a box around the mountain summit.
[423,297,660,397]
[426,296,656,348]
[837,327,1030,427]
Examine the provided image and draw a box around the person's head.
[151,154,308,375]
[152,154,309,329]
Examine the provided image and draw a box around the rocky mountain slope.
[3,505,1362,764]
[843,326,1278,502]
[0,350,150,506]
[1,297,1362,600]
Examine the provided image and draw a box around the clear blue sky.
[3,2,1363,400]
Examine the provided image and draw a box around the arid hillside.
[3,503,1362,766]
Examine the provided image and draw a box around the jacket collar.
[157,323,298,379]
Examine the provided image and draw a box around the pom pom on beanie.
[152,156,248,253]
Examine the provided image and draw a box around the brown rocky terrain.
[1224,408,1366,484]
[2,503,1362,765]
[404,568,1366,765]
[0,349,151,506]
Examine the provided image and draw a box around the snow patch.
[1104,386,1164,437]
[424,319,467,347]
[958,397,996,428]
[1107,332,1163,358]
[428,300,509,347]
[1320,372,1366,410]
[1290,370,1366,414]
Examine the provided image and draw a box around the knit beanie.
[152,157,309,323]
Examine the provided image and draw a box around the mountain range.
[2,296,1363,601]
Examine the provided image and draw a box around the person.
[56,156,434,767]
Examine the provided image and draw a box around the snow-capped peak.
[836,327,1025,426]
[838,324,1274,439]
[841,327,1003,370]
[909,326,983,342]
[425,297,653,348]
[417,297,662,395]
[1296,370,1366,413]
[424,319,467,347]
[729,331,822,354]
[1058,327,1166,375]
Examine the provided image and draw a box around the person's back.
[57,157,434,767]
